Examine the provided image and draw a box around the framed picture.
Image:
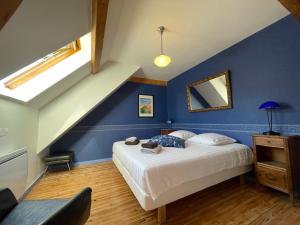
[138,95,154,117]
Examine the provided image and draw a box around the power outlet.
[0,128,8,137]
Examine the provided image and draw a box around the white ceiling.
[104,0,289,81]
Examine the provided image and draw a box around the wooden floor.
[26,162,300,225]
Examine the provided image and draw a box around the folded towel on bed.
[141,142,158,149]
[141,145,162,154]
[125,136,140,145]
[126,136,137,142]
[125,140,140,145]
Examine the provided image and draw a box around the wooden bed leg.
[157,205,166,224]
[239,174,246,185]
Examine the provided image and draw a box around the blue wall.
[168,15,300,146]
[52,15,300,162]
[51,82,167,163]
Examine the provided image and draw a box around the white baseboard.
[19,167,47,201]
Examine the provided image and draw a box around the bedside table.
[160,129,175,135]
[253,134,300,205]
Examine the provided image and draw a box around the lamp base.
[262,130,280,136]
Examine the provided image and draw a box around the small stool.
[44,152,73,172]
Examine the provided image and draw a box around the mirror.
[186,71,232,112]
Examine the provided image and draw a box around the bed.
[112,139,253,223]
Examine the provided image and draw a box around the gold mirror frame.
[186,70,233,112]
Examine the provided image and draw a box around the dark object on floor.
[141,142,158,149]
[44,151,73,171]
[0,187,92,225]
[125,140,140,145]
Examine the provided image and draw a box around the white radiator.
[0,148,28,199]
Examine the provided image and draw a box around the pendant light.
[154,26,171,67]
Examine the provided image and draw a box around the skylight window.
[5,40,81,90]
[0,33,91,102]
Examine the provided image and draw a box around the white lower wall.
[0,149,28,199]
[0,98,44,192]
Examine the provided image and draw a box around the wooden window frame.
[5,39,81,90]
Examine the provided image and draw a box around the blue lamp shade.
[259,101,280,110]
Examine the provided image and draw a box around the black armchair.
[0,187,92,225]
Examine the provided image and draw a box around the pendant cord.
[160,31,163,54]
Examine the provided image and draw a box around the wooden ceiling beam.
[0,0,23,31]
[91,0,109,74]
[278,0,300,20]
[128,77,168,86]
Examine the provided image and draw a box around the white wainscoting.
[0,148,28,199]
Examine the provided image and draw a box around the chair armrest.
[0,188,18,221]
[41,187,92,225]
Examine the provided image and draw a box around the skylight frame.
[4,39,81,90]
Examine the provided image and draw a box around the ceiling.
[104,0,289,81]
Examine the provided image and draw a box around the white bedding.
[112,140,253,200]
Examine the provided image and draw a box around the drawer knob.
[267,140,271,144]
[266,173,276,181]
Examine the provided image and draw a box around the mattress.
[112,140,253,200]
[113,154,252,210]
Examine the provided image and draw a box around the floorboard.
[26,161,300,225]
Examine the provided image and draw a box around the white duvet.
[113,140,253,200]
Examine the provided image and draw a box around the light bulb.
[154,54,171,67]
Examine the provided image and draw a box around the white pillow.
[186,133,236,145]
[168,130,196,140]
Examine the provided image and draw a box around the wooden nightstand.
[160,129,175,135]
[253,134,300,205]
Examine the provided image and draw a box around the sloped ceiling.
[106,0,289,81]
[0,0,90,79]
[0,0,289,83]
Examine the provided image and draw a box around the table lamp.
[259,101,280,135]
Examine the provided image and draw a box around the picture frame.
[138,94,154,118]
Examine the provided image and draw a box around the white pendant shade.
[154,54,171,67]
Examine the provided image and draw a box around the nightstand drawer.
[256,165,288,193]
[255,136,284,148]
